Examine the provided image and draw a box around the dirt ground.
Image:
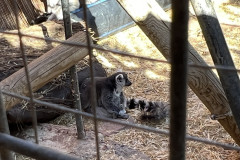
[1,0,240,159]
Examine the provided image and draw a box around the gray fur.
[80,72,131,119]
[127,98,170,121]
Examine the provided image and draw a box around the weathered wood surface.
[117,0,240,145]
[191,0,240,129]
[0,31,88,110]
[0,0,45,30]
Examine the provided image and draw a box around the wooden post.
[117,0,240,145]
[61,0,85,139]
[190,0,240,129]
[0,31,88,110]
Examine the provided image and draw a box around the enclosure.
[0,0,240,159]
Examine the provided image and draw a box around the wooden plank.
[117,0,240,145]
[190,0,240,129]
[0,31,88,110]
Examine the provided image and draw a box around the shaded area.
[7,61,107,130]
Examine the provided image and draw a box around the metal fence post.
[169,0,189,159]
[81,0,101,159]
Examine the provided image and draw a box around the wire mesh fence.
[0,0,240,159]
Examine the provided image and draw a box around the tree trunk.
[0,31,88,110]
[117,0,240,145]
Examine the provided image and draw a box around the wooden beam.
[190,0,240,130]
[0,31,88,110]
[117,0,240,145]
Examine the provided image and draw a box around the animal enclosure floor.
[1,0,240,159]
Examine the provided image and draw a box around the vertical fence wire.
[169,0,189,159]
[61,0,85,139]
[0,90,14,160]
[82,0,101,159]
[13,0,39,144]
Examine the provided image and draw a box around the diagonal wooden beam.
[190,0,240,131]
[117,0,240,145]
[0,31,88,110]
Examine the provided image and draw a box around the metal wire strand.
[1,2,240,159]
[82,0,101,159]
[2,90,240,152]
[0,90,14,160]
[12,0,38,144]
[1,30,240,73]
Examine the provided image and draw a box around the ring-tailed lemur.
[128,98,170,121]
[80,72,131,119]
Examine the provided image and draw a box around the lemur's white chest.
[113,89,121,97]
[114,85,123,97]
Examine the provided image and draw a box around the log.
[117,0,240,145]
[190,0,240,129]
[0,31,88,110]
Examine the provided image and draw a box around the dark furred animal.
[127,98,170,121]
[128,98,140,109]
[139,100,170,121]
[80,72,132,119]
[7,61,107,126]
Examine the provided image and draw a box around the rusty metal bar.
[0,90,14,160]
[13,0,38,144]
[0,133,80,160]
[81,0,101,159]
[61,0,85,139]
[169,0,189,159]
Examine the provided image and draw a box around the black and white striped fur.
[128,98,170,121]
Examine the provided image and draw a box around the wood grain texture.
[117,0,240,145]
[0,31,88,110]
[191,0,240,130]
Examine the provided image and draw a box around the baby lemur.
[80,72,131,119]
[128,98,170,121]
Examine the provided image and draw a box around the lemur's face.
[115,73,132,87]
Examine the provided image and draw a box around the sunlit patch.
[2,33,54,50]
[96,54,115,68]
[114,33,137,53]
[145,70,167,80]
[122,61,138,68]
